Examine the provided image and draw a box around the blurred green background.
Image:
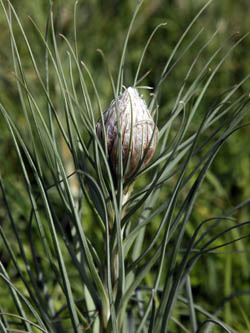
[0,0,250,331]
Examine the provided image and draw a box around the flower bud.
[96,87,158,184]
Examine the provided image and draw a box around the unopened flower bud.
[96,87,158,184]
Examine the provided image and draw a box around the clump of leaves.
[0,0,249,332]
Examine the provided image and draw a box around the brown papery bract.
[96,87,158,185]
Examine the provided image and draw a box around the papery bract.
[96,87,158,184]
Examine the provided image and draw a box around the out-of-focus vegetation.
[0,0,250,332]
